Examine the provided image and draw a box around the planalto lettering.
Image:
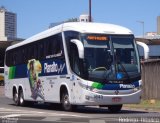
[120,84,135,89]
[44,62,66,74]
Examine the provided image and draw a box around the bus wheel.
[13,91,19,106]
[108,105,122,113]
[19,90,25,106]
[61,91,72,111]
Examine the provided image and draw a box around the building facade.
[0,7,17,41]
[79,14,90,22]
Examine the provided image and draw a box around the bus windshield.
[82,34,140,83]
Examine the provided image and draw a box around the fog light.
[133,88,138,92]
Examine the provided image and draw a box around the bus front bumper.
[79,89,141,106]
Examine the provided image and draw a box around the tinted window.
[64,31,80,55]
[45,33,63,58]
[5,33,64,67]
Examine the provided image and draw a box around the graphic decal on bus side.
[27,59,67,101]
[8,58,67,100]
[8,59,67,79]
[91,81,139,90]
[27,59,45,101]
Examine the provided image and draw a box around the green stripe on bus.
[92,82,104,89]
[9,66,16,79]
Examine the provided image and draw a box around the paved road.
[0,89,160,123]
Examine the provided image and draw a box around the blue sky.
[0,0,160,39]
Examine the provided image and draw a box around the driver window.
[64,31,81,75]
[69,43,79,74]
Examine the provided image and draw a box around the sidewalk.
[124,100,160,112]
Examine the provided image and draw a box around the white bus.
[4,22,141,112]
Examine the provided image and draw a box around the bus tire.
[19,89,25,106]
[108,105,122,113]
[61,91,76,111]
[13,90,19,106]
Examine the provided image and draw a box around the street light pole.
[89,0,92,22]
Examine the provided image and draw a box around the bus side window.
[23,46,28,64]
[17,48,23,65]
[38,41,45,60]
[33,44,38,59]
[53,34,61,55]
[30,45,35,59]
[45,36,53,56]
[55,34,62,54]
[6,51,11,67]
[12,50,16,66]
[45,33,64,59]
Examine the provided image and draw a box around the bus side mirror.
[70,39,84,59]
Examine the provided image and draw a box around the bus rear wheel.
[108,105,122,113]
[13,91,19,106]
[19,90,25,106]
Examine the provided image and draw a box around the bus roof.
[62,22,132,34]
[6,22,133,51]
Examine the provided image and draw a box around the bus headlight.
[133,85,142,92]
[78,81,98,92]
[78,81,88,90]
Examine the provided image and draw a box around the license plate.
[112,97,122,102]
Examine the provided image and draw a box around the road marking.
[0,114,22,118]
[48,113,89,118]
[90,120,106,123]
[0,108,23,112]
[42,117,61,122]
[0,107,89,118]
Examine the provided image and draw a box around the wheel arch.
[12,85,18,98]
[59,83,70,102]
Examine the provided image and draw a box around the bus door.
[69,42,86,103]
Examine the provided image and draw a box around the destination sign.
[87,35,108,41]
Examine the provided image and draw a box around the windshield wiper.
[117,61,131,83]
